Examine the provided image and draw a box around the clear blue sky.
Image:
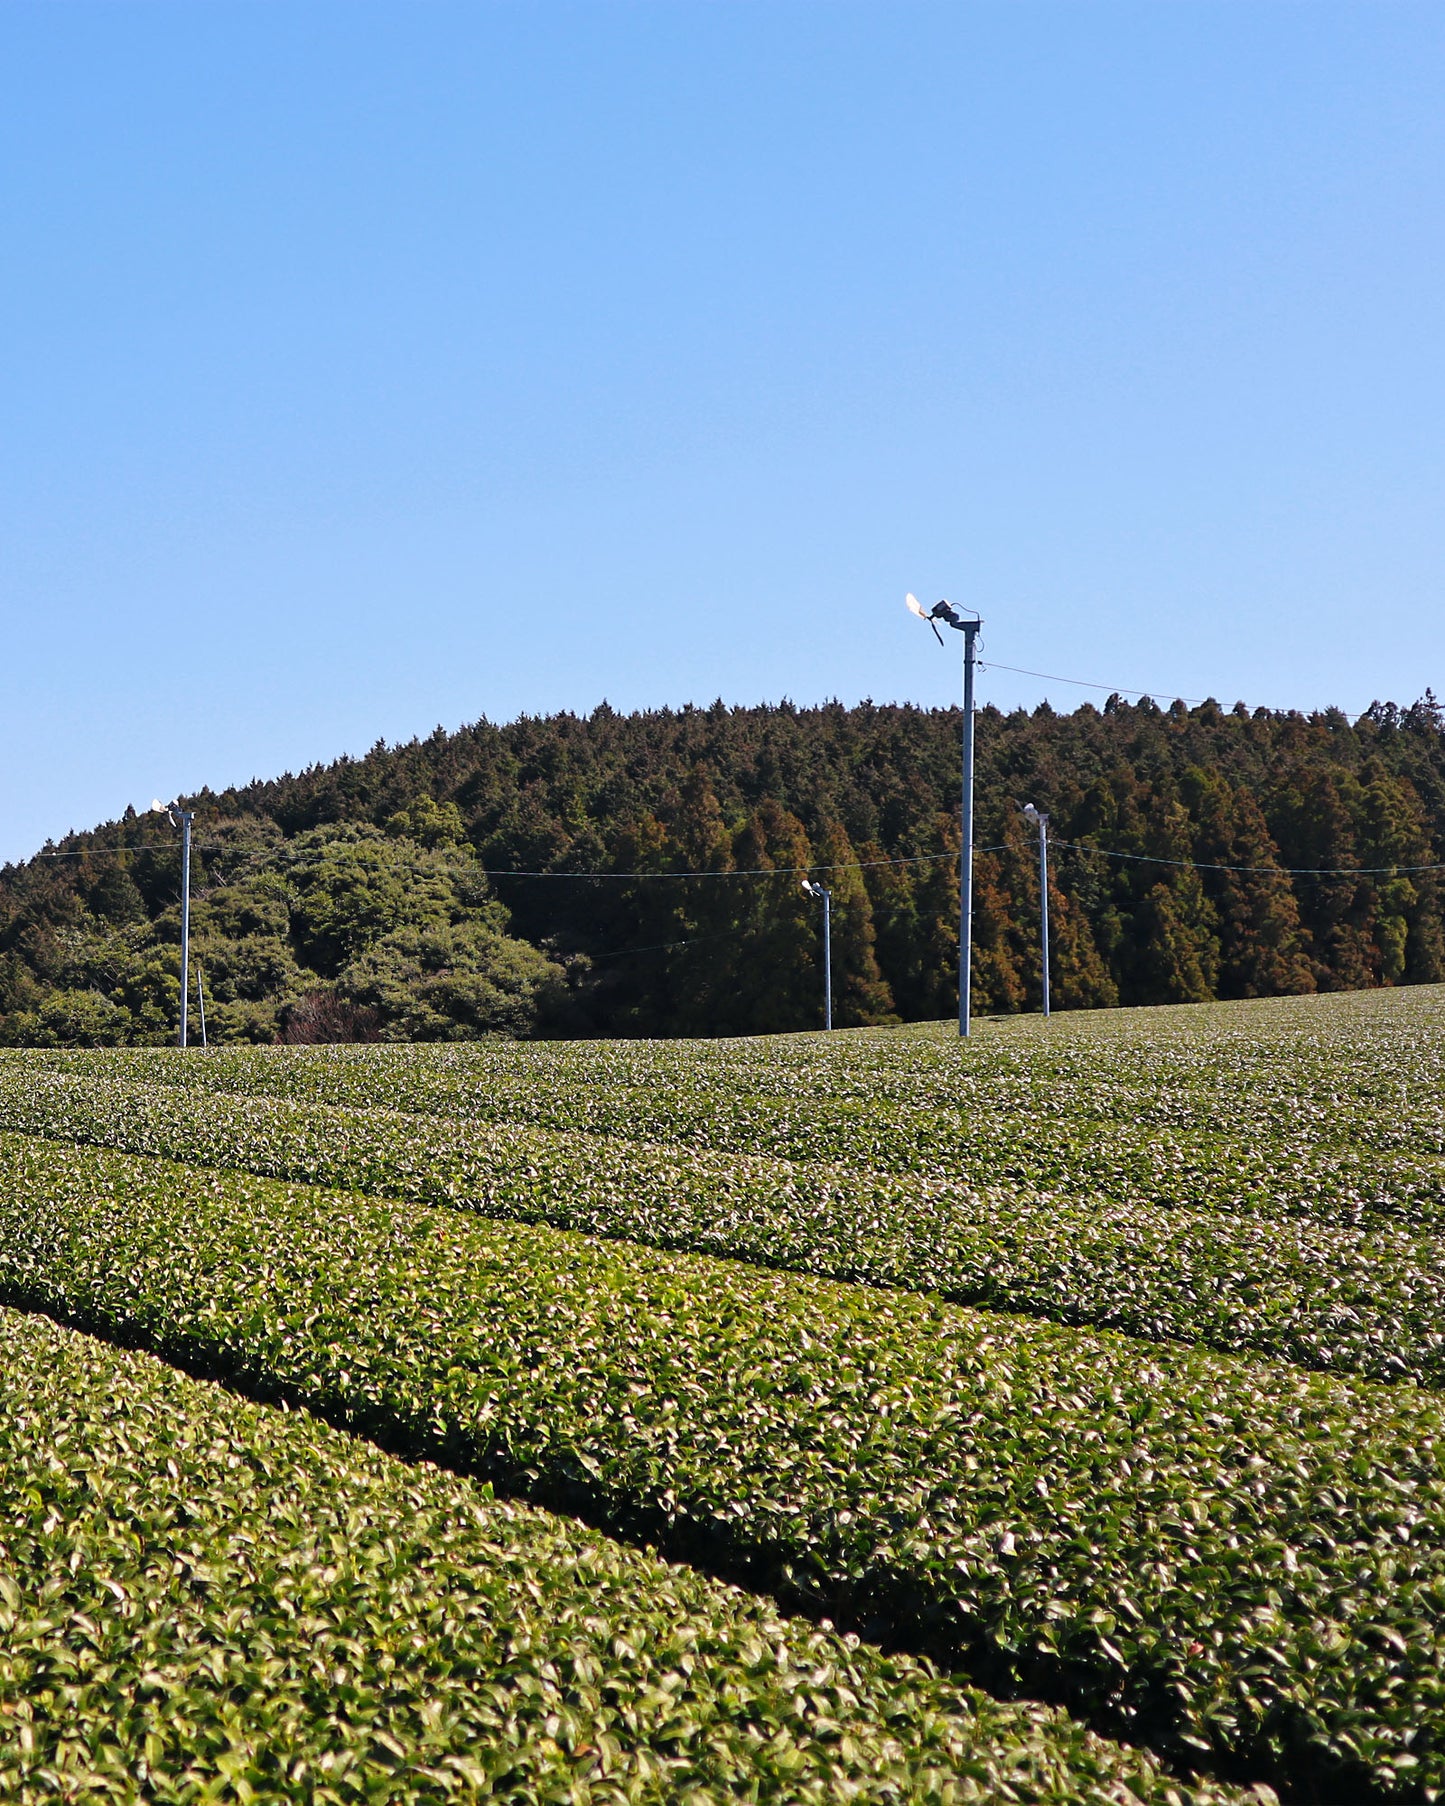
[3,2,1442,864]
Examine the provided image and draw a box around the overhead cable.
[981,660,1371,723]
[24,845,988,876]
[1048,837,1445,877]
[22,837,1445,880]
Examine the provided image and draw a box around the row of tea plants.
[2,1304,1224,1803]
[0,1128,1441,1800]
[1,1066,1442,1387]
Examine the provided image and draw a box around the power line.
[982,659,1217,707]
[485,849,997,879]
[1050,837,1445,877]
[980,659,1373,724]
[25,842,266,862]
[586,927,753,963]
[24,844,996,878]
[20,835,1445,881]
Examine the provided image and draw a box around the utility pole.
[959,617,981,1038]
[165,804,195,1048]
[801,879,833,1030]
[1021,803,1051,1018]
[904,595,984,1038]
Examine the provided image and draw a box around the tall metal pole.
[1036,811,1050,1018]
[822,886,833,1031]
[959,620,981,1038]
[802,879,834,1031]
[1021,802,1051,1018]
[177,808,193,1050]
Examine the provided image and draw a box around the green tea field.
[3,984,1444,1802]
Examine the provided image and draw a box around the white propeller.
[905,591,948,644]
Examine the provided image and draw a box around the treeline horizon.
[3,690,1443,1045]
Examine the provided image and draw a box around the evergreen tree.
[1132,880,1218,1004]
[1049,886,1119,1010]
[970,846,1026,1014]
[1359,761,1445,984]
[726,799,818,1033]
[662,770,741,1038]
[1269,768,1378,990]
[4,693,1441,1041]
[1107,786,1221,1005]
[813,819,896,1027]
[1184,769,1314,998]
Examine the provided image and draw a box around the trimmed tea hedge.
[30,984,1445,1224]
[3,1067,1444,1388]
[1,1132,1442,1800]
[0,1306,1225,1804]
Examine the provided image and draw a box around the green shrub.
[38,983,1445,1222]
[3,1066,1445,1388]
[0,1131,1441,1799]
[0,1305,1226,1803]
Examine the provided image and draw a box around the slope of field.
[0,1139,1441,1794]
[2,986,1443,1802]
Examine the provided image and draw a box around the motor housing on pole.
[903,596,983,1039]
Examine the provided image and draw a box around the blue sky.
[3,2,1442,864]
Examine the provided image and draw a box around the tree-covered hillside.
[4,692,1443,1044]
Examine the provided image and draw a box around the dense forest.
[3,691,1443,1045]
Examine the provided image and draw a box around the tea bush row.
[5,1067,1443,1389]
[42,985,1445,1160]
[34,990,1444,1223]
[0,1132,1441,1801]
[0,1306,1223,1805]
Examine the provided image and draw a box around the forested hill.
[4,692,1444,1045]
